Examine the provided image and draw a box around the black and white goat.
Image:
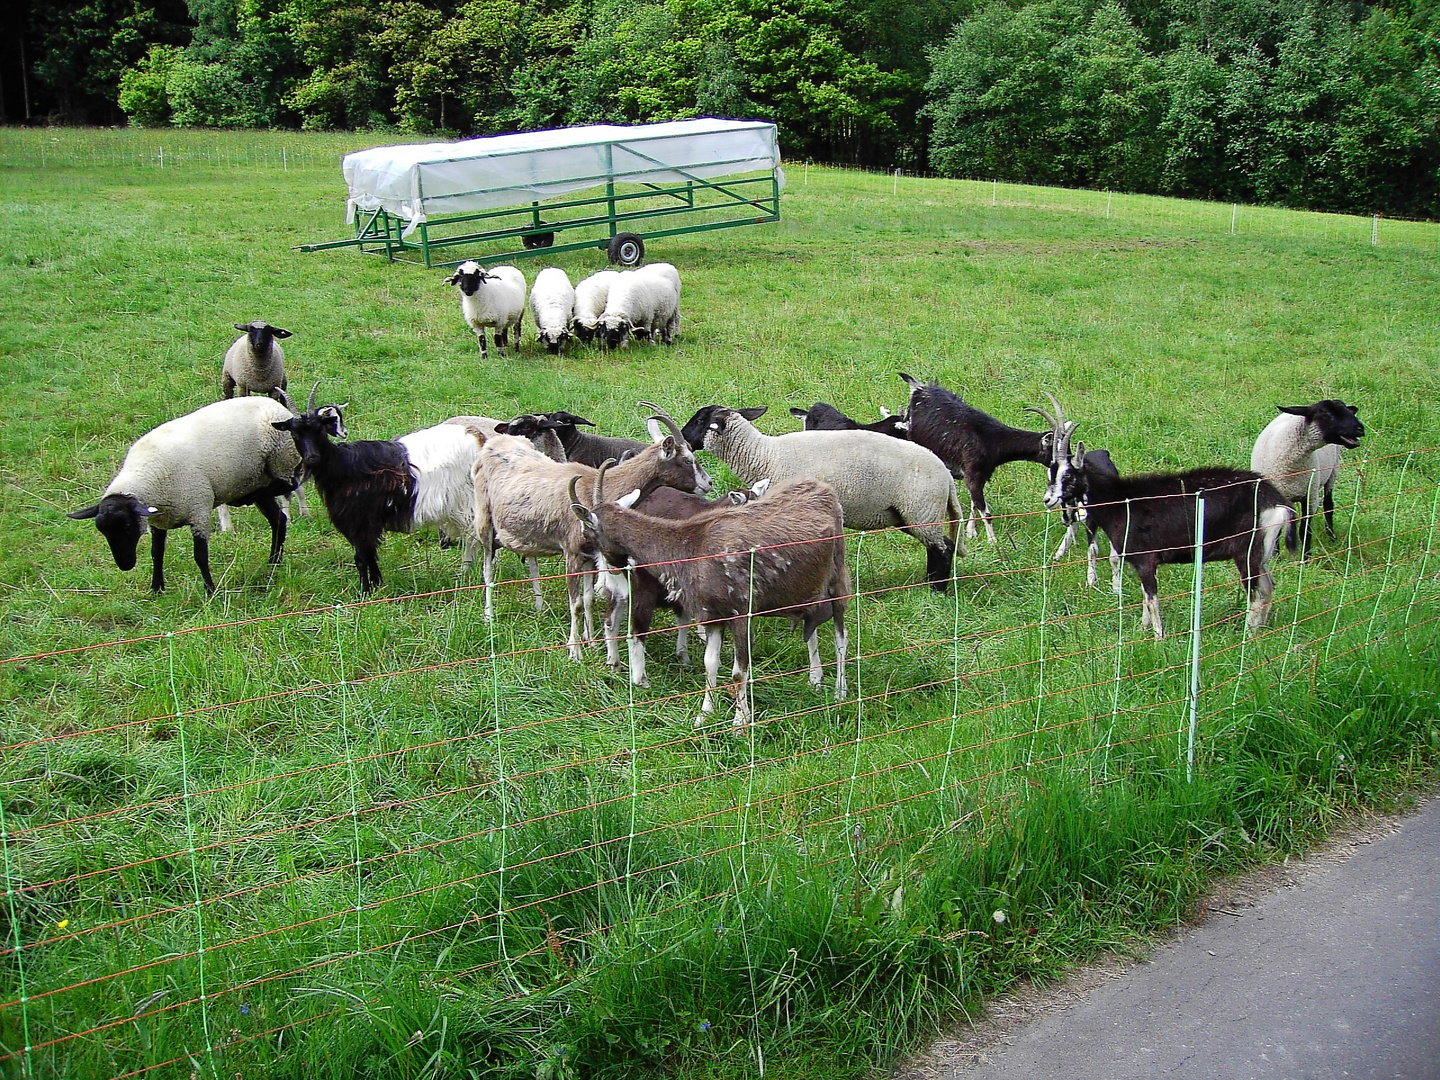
[899,373,1053,544]
[272,383,482,593]
[573,466,849,727]
[1031,395,1294,638]
[599,479,770,686]
[789,402,910,438]
[1250,400,1365,558]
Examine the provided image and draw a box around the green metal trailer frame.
[298,161,781,269]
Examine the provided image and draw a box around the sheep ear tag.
[143,506,159,516]
[617,489,642,509]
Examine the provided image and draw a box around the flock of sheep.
[66,258,1367,727]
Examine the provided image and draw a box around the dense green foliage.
[14,0,1440,212]
[926,0,1440,216]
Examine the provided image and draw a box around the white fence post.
[1187,494,1205,782]
[1231,203,1237,235]
[1372,214,1379,246]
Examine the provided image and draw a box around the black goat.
[899,373,1051,544]
[539,410,649,467]
[1031,395,1295,638]
[788,402,909,439]
[1048,445,1123,590]
[272,383,481,594]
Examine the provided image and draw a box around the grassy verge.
[0,129,1437,1079]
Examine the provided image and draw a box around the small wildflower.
[700,1021,711,1031]
[57,919,69,931]
[239,1004,250,1015]
[992,909,1007,925]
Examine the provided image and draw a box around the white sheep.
[444,261,526,359]
[529,268,576,354]
[573,270,620,344]
[1250,399,1365,557]
[68,397,303,595]
[598,263,681,348]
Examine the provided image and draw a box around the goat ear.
[751,478,771,497]
[571,504,599,529]
[1276,405,1313,418]
[898,372,922,389]
[647,418,667,444]
[68,503,102,520]
[659,436,678,458]
[271,419,295,431]
[617,489,642,509]
[495,422,510,434]
[1347,404,1359,415]
[738,406,768,421]
[1073,442,1087,467]
[617,448,638,463]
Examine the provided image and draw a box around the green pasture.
[1,128,1438,1080]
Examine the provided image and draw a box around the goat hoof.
[567,646,583,662]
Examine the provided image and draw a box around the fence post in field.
[166,632,217,1073]
[1187,495,1205,783]
[334,604,365,961]
[1106,188,1112,219]
[0,766,34,1075]
[158,146,163,169]
[1231,203,1237,235]
[1101,499,1131,781]
[1325,460,1366,664]
[1027,512,1052,768]
[1372,214,1379,246]
[993,178,997,206]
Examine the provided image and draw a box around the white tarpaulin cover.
[343,119,783,236]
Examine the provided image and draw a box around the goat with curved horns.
[1030,393,1294,638]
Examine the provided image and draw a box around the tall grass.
[0,128,1437,1080]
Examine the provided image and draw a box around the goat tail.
[1261,505,1293,563]
[946,484,963,545]
[461,423,488,447]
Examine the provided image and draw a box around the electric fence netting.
[1,448,1437,1078]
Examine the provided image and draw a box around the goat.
[271,383,482,593]
[1047,445,1123,591]
[789,402,910,438]
[473,406,711,659]
[599,479,771,686]
[1250,400,1365,558]
[537,410,653,467]
[681,404,962,590]
[899,373,1052,544]
[1031,394,1295,638]
[573,466,849,727]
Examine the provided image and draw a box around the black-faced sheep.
[68,397,303,594]
[444,261,526,359]
[1250,400,1364,557]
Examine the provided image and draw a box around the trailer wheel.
[607,233,645,266]
[522,231,555,249]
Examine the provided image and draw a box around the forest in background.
[7,0,1440,217]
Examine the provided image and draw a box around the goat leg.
[694,626,724,728]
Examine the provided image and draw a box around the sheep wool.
[573,270,620,341]
[529,268,576,353]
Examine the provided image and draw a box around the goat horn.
[594,458,616,505]
[1023,404,1057,430]
[638,400,684,444]
[306,380,320,413]
[568,474,582,509]
[1041,391,1074,459]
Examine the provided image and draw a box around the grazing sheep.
[271,384,484,593]
[1032,394,1294,638]
[529,267,576,354]
[574,467,849,727]
[473,407,712,659]
[1250,400,1364,557]
[222,320,292,401]
[444,261,526,359]
[681,404,963,590]
[900,373,1052,544]
[599,263,681,348]
[789,402,909,438]
[68,397,303,594]
[573,270,621,344]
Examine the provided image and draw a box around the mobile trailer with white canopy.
[299,119,784,268]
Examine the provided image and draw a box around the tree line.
[10,0,1440,217]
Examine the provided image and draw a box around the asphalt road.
[944,797,1440,1080]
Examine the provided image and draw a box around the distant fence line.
[5,130,1438,250]
[1,447,1438,1077]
